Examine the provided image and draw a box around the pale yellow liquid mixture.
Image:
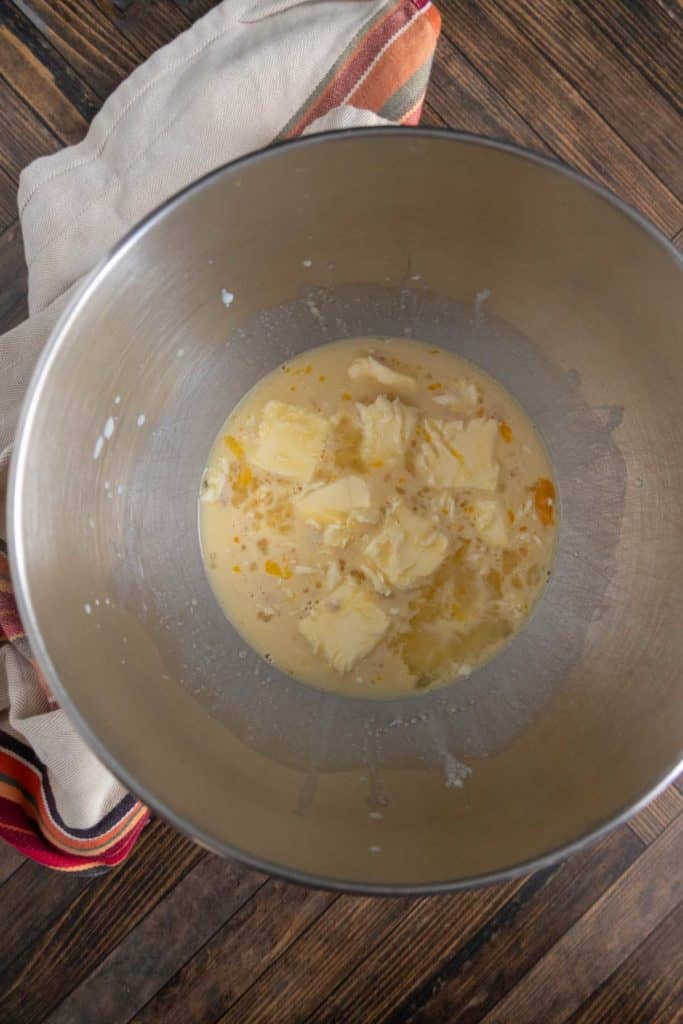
[199,339,557,697]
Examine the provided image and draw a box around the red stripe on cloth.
[0,552,150,868]
[0,796,149,869]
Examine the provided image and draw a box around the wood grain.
[0,0,99,142]
[387,826,644,1024]
[172,0,220,17]
[0,219,28,328]
[500,0,682,197]
[12,0,139,99]
[477,815,683,1024]
[419,100,448,128]
[224,891,426,1023]
[0,77,61,182]
[0,819,205,1024]
[237,880,524,1024]
[0,299,27,332]
[567,904,683,1024]
[44,857,267,1024]
[438,0,683,235]
[426,34,548,150]
[0,165,20,233]
[575,0,683,112]
[0,856,92,974]
[131,879,335,1024]
[103,0,193,62]
[629,783,683,846]
[0,836,25,886]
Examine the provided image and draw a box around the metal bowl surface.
[10,130,683,892]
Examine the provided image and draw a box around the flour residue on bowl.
[199,338,557,697]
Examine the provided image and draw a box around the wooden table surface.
[1,1,682,1022]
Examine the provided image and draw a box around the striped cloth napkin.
[0,0,441,871]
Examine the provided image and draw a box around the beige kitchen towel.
[0,0,440,868]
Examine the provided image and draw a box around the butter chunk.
[348,355,417,393]
[299,578,389,673]
[468,498,508,547]
[363,504,448,590]
[357,395,418,466]
[250,401,329,482]
[200,460,227,503]
[432,379,481,412]
[296,475,371,525]
[322,523,352,549]
[416,418,499,491]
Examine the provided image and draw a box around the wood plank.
[172,0,220,18]
[385,826,644,1024]
[0,299,28,332]
[427,34,548,150]
[130,879,335,1024]
[0,1,99,144]
[653,0,681,17]
[104,0,193,62]
[628,784,683,846]
[0,164,19,233]
[0,219,28,328]
[567,904,683,1024]
[219,891,428,1024]
[0,857,92,973]
[476,814,683,1024]
[11,0,139,100]
[420,100,448,129]
[0,818,205,1024]
[0,77,61,183]
[575,0,683,112]
[0,837,25,886]
[44,856,267,1024]
[242,880,528,1024]
[672,229,683,254]
[499,0,682,197]
[438,0,683,236]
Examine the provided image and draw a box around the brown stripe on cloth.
[347,5,436,114]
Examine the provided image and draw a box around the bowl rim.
[9,127,683,894]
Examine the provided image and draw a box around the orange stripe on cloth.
[283,0,419,138]
[0,806,149,870]
[346,6,437,113]
[1,525,149,868]
[0,751,146,854]
[0,777,149,863]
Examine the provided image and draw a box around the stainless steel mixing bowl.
[9,131,683,892]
